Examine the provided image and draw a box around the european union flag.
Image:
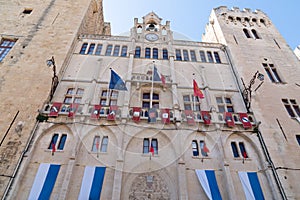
[109,69,127,91]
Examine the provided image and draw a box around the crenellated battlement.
[213,6,271,27]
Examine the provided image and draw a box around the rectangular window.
[0,39,16,61]
[134,46,141,58]
[216,96,234,113]
[121,46,128,57]
[76,88,84,95]
[57,134,67,150]
[74,97,82,104]
[263,63,283,83]
[192,140,199,156]
[214,52,221,63]
[163,49,168,60]
[190,50,197,62]
[183,50,189,61]
[145,47,151,58]
[231,142,239,158]
[199,51,207,62]
[100,90,118,106]
[239,142,248,158]
[142,92,159,109]
[79,43,88,54]
[67,88,75,95]
[143,138,149,154]
[200,140,208,157]
[92,136,100,152]
[175,49,182,61]
[296,135,300,146]
[153,48,158,59]
[95,44,102,55]
[207,51,214,63]
[282,99,300,118]
[113,45,120,56]
[100,136,108,152]
[48,134,59,149]
[183,94,200,111]
[64,97,72,104]
[151,139,158,154]
[87,43,95,55]
[105,45,113,56]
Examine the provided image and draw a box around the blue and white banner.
[195,169,222,200]
[238,171,264,200]
[28,163,61,200]
[78,166,106,200]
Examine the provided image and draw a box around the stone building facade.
[1,3,300,200]
[0,0,108,198]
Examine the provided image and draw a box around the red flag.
[161,74,166,86]
[161,108,170,124]
[149,145,154,156]
[51,141,56,156]
[96,140,99,151]
[243,151,248,158]
[107,105,118,120]
[224,112,235,127]
[239,113,252,129]
[68,103,79,118]
[132,107,141,122]
[193,79,204,99]
[49,102,62,117]
[91,105,101,119]
[201,111,211,125]
[184,110,195,125]
[203,143,209,153]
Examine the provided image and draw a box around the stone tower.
[203,6,300,199]
[0,0,108,198]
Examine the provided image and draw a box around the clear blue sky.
[104,0,299,49]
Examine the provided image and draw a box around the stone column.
[111,160,124,200]
[177,159,189,200]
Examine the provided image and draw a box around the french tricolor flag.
[28,163,61,200]
[195,169,222,200]
[238,171,264,200]
[78,166,106,200]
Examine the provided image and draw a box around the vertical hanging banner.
[28,163,61,200]
[201,111,211,125]
[161,108,170,124]
[224,112,235,127]
[238,171,264,200]
[195,169,222,200]
[148,108,157,123]
[107,105,118,120]
[78,166,106,200]
[184,110,195,125]
[132,107,141,122]
[91,105,101,119]
[49,102,62,117]
[68,103,79,118]
[239,113,252,129]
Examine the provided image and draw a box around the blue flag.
[109,70,127,91]
[153,66,161,81]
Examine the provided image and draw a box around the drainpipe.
[1,120,40,200]
[255,123,287,200]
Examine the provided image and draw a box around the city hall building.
[1,1,300,199]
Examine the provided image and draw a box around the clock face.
[145,33,159,41]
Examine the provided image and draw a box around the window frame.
[48,133,67,151]
[183,94,200,111]
[79,43,88,54]
[199,51,207,62]
[95,44,103,55]
[216,96,234,113]
[112,45,120,56]
[92,136,101,152]
[134,46,141,58]
[100,136,109,152]
[105,44,113,56]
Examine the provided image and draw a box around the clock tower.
[130,11,172,43]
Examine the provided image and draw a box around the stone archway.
[129,172,170,200]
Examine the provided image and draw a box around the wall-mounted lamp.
[46,56,59,102]
[241,71,264,112]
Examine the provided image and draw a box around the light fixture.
[46,56,58,102]
[241,70,264,112]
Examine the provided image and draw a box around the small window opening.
[23,9,32,14]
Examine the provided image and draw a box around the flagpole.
[193,73,196,111]
[150,61,155,109]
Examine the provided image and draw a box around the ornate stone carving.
[129,172,170,200]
